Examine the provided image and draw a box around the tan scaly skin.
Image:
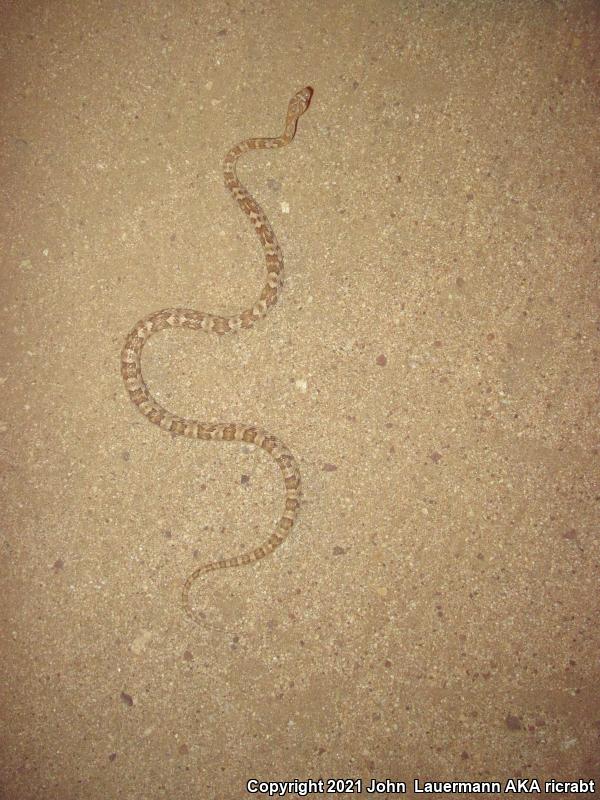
[120,87,313,627]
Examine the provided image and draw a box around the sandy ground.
[1,1,599,798]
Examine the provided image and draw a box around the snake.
[120,86,312,626]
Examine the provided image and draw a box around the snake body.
[120,87,312,625]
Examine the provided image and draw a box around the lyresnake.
[120,87,312,625]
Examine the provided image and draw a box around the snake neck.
[223,109,302,172]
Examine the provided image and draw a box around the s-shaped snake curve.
[120,87,312,627]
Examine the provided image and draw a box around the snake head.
[288,86,313,119]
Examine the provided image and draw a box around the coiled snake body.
[120,87,312,625]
